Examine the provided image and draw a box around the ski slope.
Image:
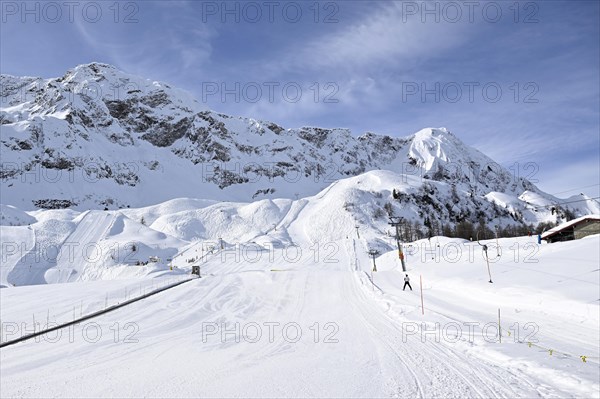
[1,226,35,287]
[45,211,117,284]
[1,208,187,287]
[1,234,598,398]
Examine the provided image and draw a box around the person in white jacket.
[403,274,412,291]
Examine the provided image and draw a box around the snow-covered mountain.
[1,63,597,228]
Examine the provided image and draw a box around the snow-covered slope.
[0,204,36,226]
[0,207,186,287]
[1,230,598,397]
[2,169,597,288]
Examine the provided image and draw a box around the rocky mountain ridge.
[1,63,596,228]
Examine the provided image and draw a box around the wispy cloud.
[72,2,215,82]
[2,0,597,195]
[275,2,470,77]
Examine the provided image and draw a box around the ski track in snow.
[47,211,117,283]
[348,239,548,399]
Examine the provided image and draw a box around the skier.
[403,274,412,291]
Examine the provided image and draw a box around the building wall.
[574,220,600,240]
[547,230,574,243]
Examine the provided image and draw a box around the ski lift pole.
[398,242,406,270]
[477,231,493,283]
[368,249,379,272]
[389,216,406,272]
[483,246,492,283]
[368,249,379,291]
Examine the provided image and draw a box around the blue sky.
[1,0,599,198]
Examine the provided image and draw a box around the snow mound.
[0,204,37,226]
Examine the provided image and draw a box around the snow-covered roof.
[541,214,600,239]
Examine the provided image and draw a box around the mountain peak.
[408,127,471,170]
[74,62,119,73]
[62,62,122,83]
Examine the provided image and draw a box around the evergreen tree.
[442,223,453,237]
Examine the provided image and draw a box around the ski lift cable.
[551,196,600,207]
[533,197,600,211]
[550,183,600,196]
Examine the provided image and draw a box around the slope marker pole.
[420,275,424,315]
[498,308,502,343]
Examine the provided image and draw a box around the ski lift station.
[541,214,600,243]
